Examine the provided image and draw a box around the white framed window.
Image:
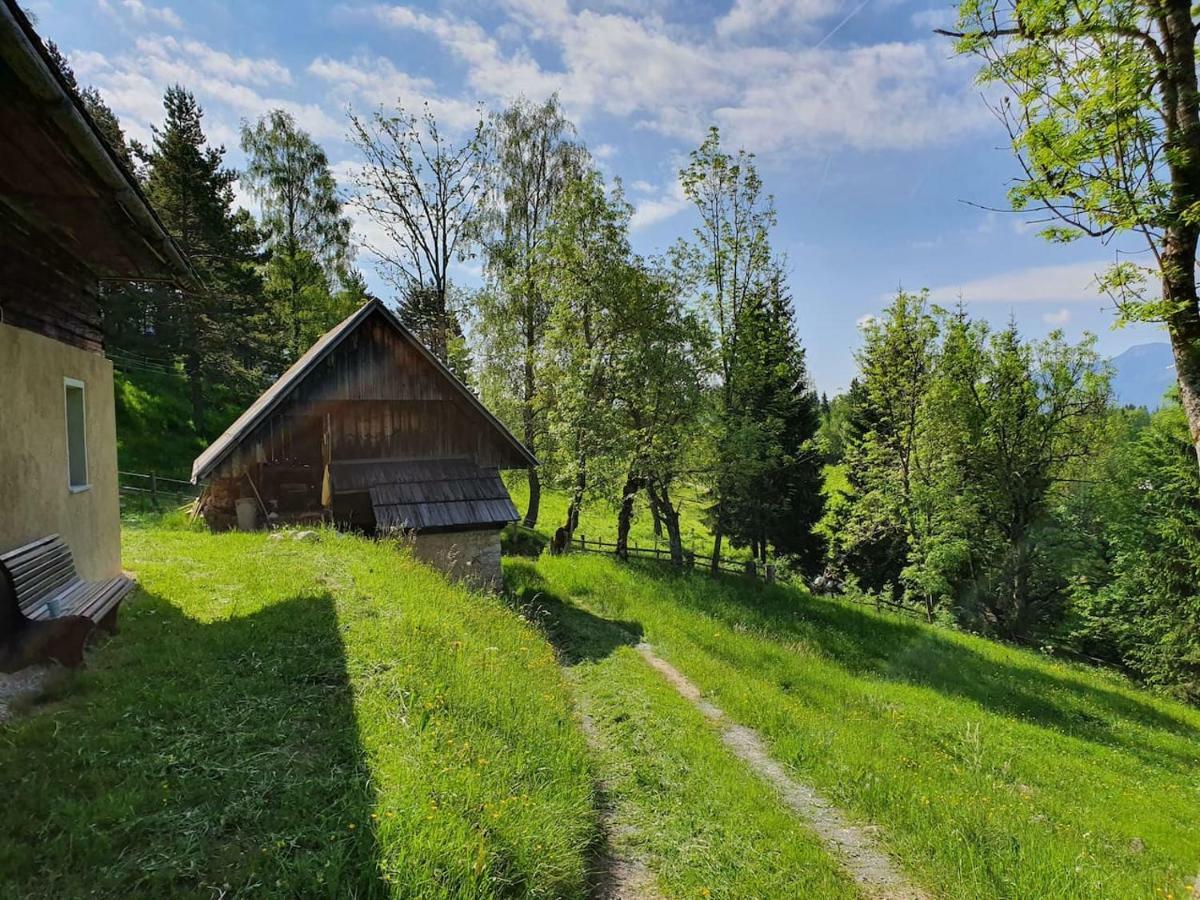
[64,378,89,492]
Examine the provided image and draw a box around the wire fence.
[569,533,772,581]
[118,470,202,509]
[107,348,188,379]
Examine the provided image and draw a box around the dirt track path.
[636,642,930,900]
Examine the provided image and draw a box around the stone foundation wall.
[412,529,503,590]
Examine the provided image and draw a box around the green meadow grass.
[0,525,593,899]
[505,559,857,899]
[514,553,1200,900]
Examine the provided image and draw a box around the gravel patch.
[0,664,65,724]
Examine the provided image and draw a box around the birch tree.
[349,104,488,361]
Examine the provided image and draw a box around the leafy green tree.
[608,264,710,565]
[943,0,1200,474]
[536,172,633,534]
[677,126,777,570]
[1072,395,1200,698]
[834,291,940,605]
[240,110,355,358]
[959,327,1110,634]
[479,96,588,527]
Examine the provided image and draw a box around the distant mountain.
[1109,343,1175,410]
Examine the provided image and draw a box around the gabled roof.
[0,0,196,286]
[191,299,537,482]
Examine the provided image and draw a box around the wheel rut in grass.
[578,712,664,900]
[635,642,929,900]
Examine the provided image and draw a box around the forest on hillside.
[44,0,1200,703]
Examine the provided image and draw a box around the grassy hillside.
[113,368,245,479]
[508,554,1200,899]
[0,526,593,898]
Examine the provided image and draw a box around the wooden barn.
[191,299,536,587]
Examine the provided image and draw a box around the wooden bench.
[0,535,133,671]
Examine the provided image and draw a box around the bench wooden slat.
[0,534,62,565]
[3,535,132,629]
[13,555,75,595]
[76,579,130,621]
[4,542,70,571]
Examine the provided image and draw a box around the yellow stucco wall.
[0,323,121,580]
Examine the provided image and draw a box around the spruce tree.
[142,86,263,432]
[721,273,824,571]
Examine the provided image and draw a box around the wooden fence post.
[150,472,158,510]
[765,564,775,584]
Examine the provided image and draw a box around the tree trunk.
[566,465,586,536]
[615,471,641,561]
[647,490,664,538]
[1163,249,1200,475]
[648,479,684,566]
[186,350,204,434]
[521,315,539,527]
[710,519,723,576]
[523,466,541,529]
[1161,0,1200,476]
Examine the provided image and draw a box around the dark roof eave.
[0,0,199,289]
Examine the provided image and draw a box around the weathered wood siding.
[210,310,522,480]
[0,211,104,352]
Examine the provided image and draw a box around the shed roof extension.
[331,458,519,532]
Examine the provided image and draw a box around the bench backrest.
[0,535,79,616]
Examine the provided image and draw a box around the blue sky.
[30,0,1167,393]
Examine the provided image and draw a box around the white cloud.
[308,55,482,132]
[926,261,1114,305]
[79,35,340,146]
[1042,308,1072,325]
[357,3,985,155]
[716,0,842,39]
[119,0,183,29]
[630,178,689,230]
[593,142,617,160]
[857,313,878,329]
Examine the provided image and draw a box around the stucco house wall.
[0,322,121,581]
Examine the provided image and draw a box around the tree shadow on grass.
[627,562,1200,769]
[0,589,386,899]
[504,559,644,665]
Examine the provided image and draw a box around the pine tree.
[44,40,136,172]
[142,86,263,432]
